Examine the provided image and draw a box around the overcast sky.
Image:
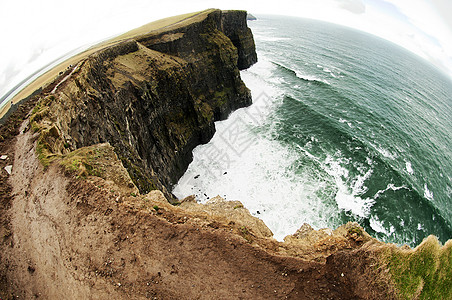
[0,0,451,105]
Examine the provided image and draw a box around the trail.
[0,118,394,299]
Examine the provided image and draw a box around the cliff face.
[30,9,257,200]
[1,9,450,300]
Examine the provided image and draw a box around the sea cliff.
[0,9,450,300]
[29,9,256,200]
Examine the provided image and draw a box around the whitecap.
[294,70,330,85]
[369,142,397,159]
[373,184,408,199]
[339,118,353,128]
[423,183,434,201]
[323,154,375,218]
[370,216,396,236]
[405,161,414,175]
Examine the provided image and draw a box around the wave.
[271,61,331,85]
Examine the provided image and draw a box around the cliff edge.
[28,9,256,201]
[0,9,450,300]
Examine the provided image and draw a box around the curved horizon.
[0,0,451,109]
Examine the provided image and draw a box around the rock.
[292,223,314,239]
[0,155,7,160]
[181,196,273,238]
[4,165,12,174]
[247,13,257,21]
[30,9,257,203]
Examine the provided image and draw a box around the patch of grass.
[239,226,252,243]
[233,204,243,209]
[59,147,104,179]
[36,139,59,169]
[348,225,364,237]
[153,205,160,211]
[380,235,452,299]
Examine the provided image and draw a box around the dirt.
[0,103,396,299]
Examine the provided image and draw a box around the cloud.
[431,0,452,33]
[336,0,366,14]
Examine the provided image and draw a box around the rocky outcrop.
[247,13,257,21]
[29,9,257,201]
[1,9,450,299]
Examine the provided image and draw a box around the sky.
[0,0,451,106]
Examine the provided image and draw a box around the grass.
[36,140,58,169]
[239,226,253,243]
[380,235,452,299]
[59,146,104,179]
[2,9,213,120]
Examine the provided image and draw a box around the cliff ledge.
[0,9,450,300]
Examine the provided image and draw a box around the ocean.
[173,15,452,247]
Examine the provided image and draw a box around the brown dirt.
[0,104,396,299]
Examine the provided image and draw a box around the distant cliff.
[29,9,257,201]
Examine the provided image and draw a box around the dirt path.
[0,108,394,299]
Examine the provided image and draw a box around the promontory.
[0,9,450,299]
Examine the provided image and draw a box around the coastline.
[0,10,203,121]
[0,9,450,299]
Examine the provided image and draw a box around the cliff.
[0,9,450,300]
[29,9,256,201]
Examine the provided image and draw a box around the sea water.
[173,16,452,247]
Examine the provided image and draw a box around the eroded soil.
[0,103,395,299]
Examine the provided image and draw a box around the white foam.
[322,154,375,218]
[405,161,414,175]
[370,215,396,236]
[423,183,434,201]
[294,70,330,85]
[373,184,408,199]
[173,56,375,241]
[339,118,353,128]
[174,134,342,241]
[370,142,397,159]
[370,216,388,234]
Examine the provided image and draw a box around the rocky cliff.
[30,9,256,201]
[0,9,450,300]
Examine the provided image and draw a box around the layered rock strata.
[30,9,257,200]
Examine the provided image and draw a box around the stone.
[4,165,12,174]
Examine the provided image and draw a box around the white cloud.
[336,0,366,14]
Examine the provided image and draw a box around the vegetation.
[59,147,104,179]
[239,225,253,243]
[380,235,452,299]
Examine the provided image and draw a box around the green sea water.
[174,16,452,247]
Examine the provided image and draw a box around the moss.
[380,236,452,299]
[36,139,59,169]
[213,87,232,107]
[239,226,252,243]
[120,156,158,193]
[348,225,364,237]
[59,147,104,179]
